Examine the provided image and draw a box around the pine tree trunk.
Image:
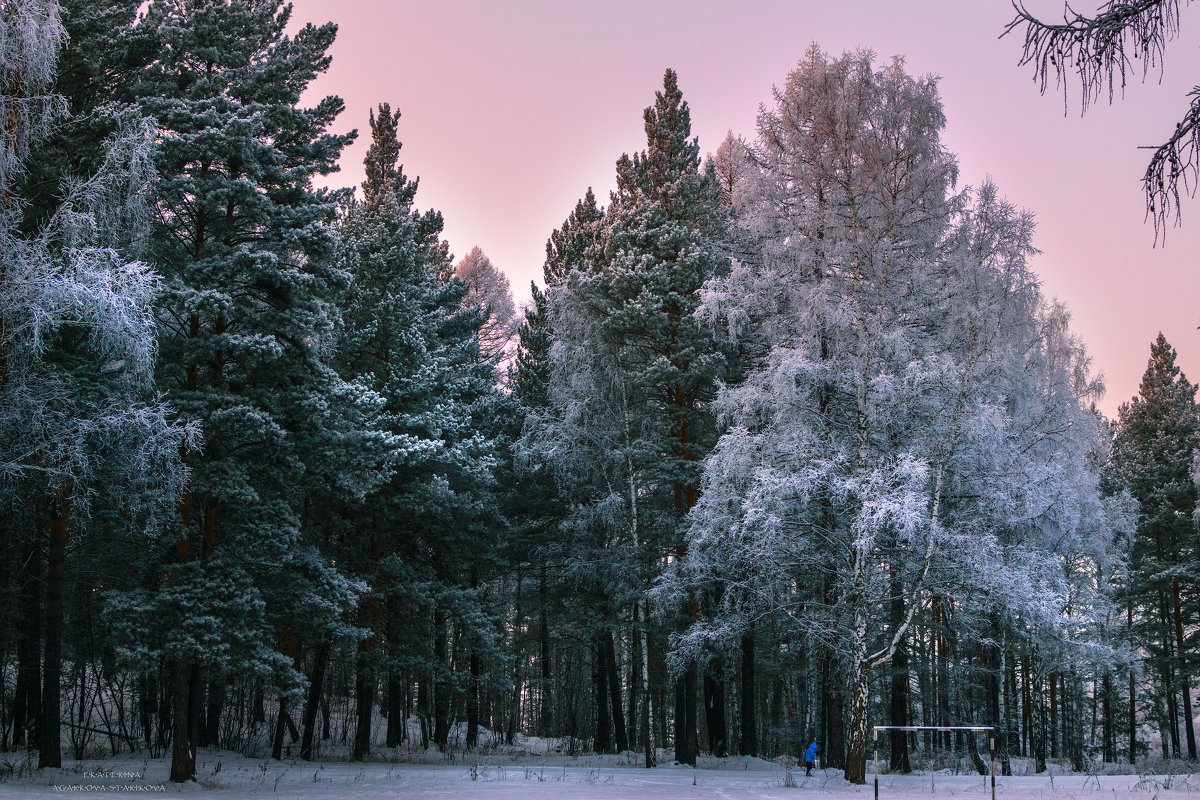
[991,630,1010,775]
[14,531,42,749]
[158,668,172,753]
[1101,673,1113,762]
[704,670,728,757]
[1034,669,1047,773]
[1049,671,1058,759]
[169,656,193,781]
[205,681,224,748]
[1021,656,1032,758]
[604,630,627,753]
[683,662,698,764]
[594,632,612,753]
[740,627,756,757]
[641,600,655,767]
[272,626,295,760]
[673,675,685,761]
[300,639,329,760]
[889,586,910,773]
[187,666,202,761]
[466,648,480,750]
[1129,599,1137,765]
[37,502,67,769]
[352,662,374,760]
[628,616,641,753]
[432,610,450,750]
[1158,591,1181,756]
[1172,579,1197,760]
[539,567,552,737]
[139,671,156,750]
[417,673,431,749]
[386,671,403,748]
[822,652,846,769]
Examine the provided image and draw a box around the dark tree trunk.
[169,656,193,781]
[628,618,641,753]
[14,531,42,749]
[639,600,654,767]
[1101,673,1114,762]
[673,675,685,761]
[539,568,552,737]
[352,663,374,760]
[301,640,329,760]
[1033,667,1046,773]
[889,584,911,773]
[251,681,265,725]
[677,662,698,765]
[386,671,403,748]
[934,597,951,751]
[594,633,612,753]
[187,666,202,758]
[466,649,480,749]
[205,681,224,748]
[157,667,172,752]
[604,630,627,753]
[1172,580,1197,760]
[1129,599,1137,765]
[432,610,450,750]
[37,503,67,769]
[1049,672,1058,759]
[1021,656,1032,758]
[703,671,727,757]
[740,627,757,757]
[822,652,845,769]
[272,626,296,761]
[271,695,289,761]
[139,671,157,750]
[988,632,1009,775]
[417,673,431,749]
[1158,591,1180,756]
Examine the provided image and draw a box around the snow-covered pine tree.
[1110,333,1200,760]
[16,0,145,234]
[120,0,356,781]
[334,103,505,757]
[528,68,731,765]
[505,187,607,745]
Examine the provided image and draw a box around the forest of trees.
[1,0,1197,787]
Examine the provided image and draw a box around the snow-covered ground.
[3,748,1200,800]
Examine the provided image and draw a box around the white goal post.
[871,725,996,800]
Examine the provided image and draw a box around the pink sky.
[287,0,1200,418]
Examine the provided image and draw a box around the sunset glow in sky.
[288,0,1200,418]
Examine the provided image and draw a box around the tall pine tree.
[1110,333,1199,760]
[123,0,356,781]
[529,68,731,765]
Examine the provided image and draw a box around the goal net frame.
[871,725,996,800]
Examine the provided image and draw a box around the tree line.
[0,0,1196,786]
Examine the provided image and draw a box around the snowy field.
[3,749,1200,800]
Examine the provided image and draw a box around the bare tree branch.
[1003,0,1196,236]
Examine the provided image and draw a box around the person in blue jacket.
[804,741,818,776]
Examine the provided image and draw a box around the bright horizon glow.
[287,0,1200,418]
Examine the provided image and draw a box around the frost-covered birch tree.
[664,47,1131,783]
[0,0,193,768]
